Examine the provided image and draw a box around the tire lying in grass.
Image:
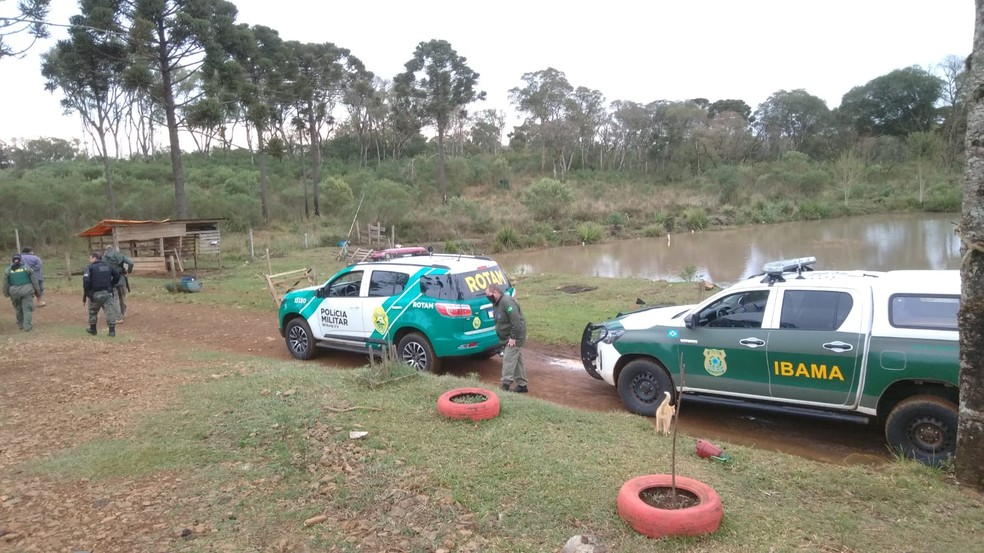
[617,474,723,538]
[437,388,501,421]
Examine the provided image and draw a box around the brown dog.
[654,391,675,435]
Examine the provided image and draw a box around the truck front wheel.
[617,359,674,417]
[884,395,958,466]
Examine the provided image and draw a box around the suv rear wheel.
[884,395,957,466]
[398,332,441,373]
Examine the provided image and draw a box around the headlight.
[601,329,625,344]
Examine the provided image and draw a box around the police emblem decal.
[703,348,727,376]
[372,306,389,335]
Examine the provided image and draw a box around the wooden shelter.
[77,218,224,274]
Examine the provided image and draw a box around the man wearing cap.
[20,246,44,307]
[83,251,121,337]
[103,244,134,322]
[3,254,42,331]
[485,283,529,393]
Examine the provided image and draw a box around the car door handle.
[823,341,853,352]
[739,337,765,348]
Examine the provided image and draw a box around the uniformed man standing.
[486,283,529,393]
[83,251,121,337]
[103,244,134,322]
[3,254,42,331]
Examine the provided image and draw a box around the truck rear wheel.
[884,395,957,466]
[617,359,673,417]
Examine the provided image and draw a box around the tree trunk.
[957,0,984,490]
[98,129,117,218]
[157,24,187,219]
[257,125,269,222]
[308,102,321,216]
[437,127,448,204]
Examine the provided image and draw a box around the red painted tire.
[617,474,723,538]
[437,388,501,421]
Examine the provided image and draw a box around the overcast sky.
[0,0,974,148]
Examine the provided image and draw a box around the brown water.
[494,213,961,283]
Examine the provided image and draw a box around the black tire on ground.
[398,332,441,372]
[617,474,724,538]
[617,359,674,416]
[884,395,958,466]
[437,388,501,421]
[284,318,316,360]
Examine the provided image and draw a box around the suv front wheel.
[398,332,441,373]
[285,318,316,360]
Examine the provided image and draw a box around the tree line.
[0,1,969,226]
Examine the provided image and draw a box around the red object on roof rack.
[370,246,428,261]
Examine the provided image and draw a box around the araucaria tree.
[42,1,130,216]
[394,39,484,204]
[121,0,238,219]
[0,0,50,58]
[957,0,984,490]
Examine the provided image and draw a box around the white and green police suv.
[581,257,960,466]
[279,253,511,373]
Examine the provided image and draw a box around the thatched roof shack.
[77,218,224,274]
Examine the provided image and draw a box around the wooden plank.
[265,267,316,307]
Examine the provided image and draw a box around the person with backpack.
[3,254,42,331]
[103,244,134,322]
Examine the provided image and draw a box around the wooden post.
[266,248,272,276]
[14,229,20,253]
[355,221,361,244]
[391,225,395,246]
[169,255,178,291]
[249,228,255,259]
[65,252,72,282]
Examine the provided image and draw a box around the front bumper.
[580,323,605,380]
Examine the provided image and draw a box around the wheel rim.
[909,415,951,454]
[401,341,428,370]
[287,325,308,355]
[630,372,660,403]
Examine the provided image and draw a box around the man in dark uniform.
[486,283,529,393]
[3,254,42,331]
[103,244,134,322]
[83,251,121,337]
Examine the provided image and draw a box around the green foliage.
[653,210,675,232]
[604,211,628,226]
[678,264,699,282]
[642,224,664,237]
[321,176,354,215]
[681,206,710,230]
[520,177,574,221]
[707,165,743,204]
[493,225,522,251]
[576,222,604,244]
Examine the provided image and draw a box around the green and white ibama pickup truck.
[581,257,960,466]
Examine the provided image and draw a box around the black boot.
[108,326,116,337]
[514,385,529,394]
[86,324,97,335]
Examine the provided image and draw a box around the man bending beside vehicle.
[486,283,528,393]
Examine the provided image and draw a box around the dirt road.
[7,292,890,467]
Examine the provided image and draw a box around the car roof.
[351,253,500,273]
[727,268,960,294]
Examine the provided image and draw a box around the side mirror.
[684,313,695,329]
[316,287,326,298]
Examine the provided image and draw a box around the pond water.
[494,212,962,284]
